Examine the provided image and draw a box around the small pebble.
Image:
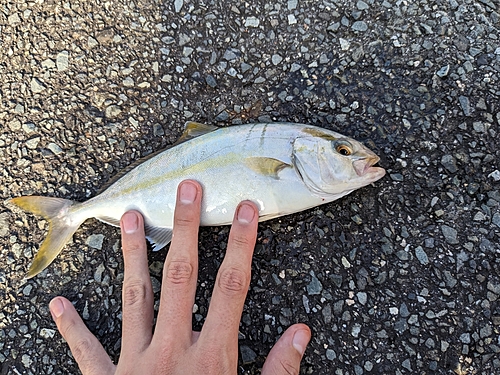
[87,36,99,48]
[8,119,22,131]
[56,51,69,71]
[441,225,459,245]
[326,349,336,360]
[40,328,56,339]
[240,345,257,364]
[458,96,471,116]
[47,142,63,155]
[441,155,458,173]
[307,272,323,295]
[415,246,429,265]
[357,1,369,10]
[244,17,260,27]
[357,292,367,305]
[272,54,283,65]
[352,21,368,32]
[106,105,122,118]
[436,65,450,77]
[94,263,105,282]
[86,234,105,249]
[174,0,183,13]
[31,78,46,93]
[205,75,217,87]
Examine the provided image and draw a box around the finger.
[261,324,311,375]
[120,211,154,355]
[200,201,258,347]
[49,297,116,375]
[154,180,202,348]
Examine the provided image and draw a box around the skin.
[49,180,311,375]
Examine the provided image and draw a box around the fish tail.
[9,196,82,279]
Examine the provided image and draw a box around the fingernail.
[123,212,138,234]
[49,298,65,319]
[179,181,197,204]
[237,203,256,224]
[292,329,310,356]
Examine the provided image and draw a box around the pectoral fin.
[245,157,291,179]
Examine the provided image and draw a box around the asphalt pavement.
[1,0,499,374]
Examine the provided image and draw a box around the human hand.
[49,180,311,374]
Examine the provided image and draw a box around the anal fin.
[145,224,173,251]
[96,216,121,227]
[98,216,172,251]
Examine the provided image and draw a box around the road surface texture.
[1,0,499,374]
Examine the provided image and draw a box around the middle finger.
[153,180,202,348]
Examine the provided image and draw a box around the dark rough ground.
[1,0,499,374]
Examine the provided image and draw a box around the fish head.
[292,131,386,198]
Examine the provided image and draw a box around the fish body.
[9,122,385,278]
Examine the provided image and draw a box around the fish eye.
[336,144,352,156]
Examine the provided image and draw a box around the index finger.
[120,211,154,356]
[199,201,258,348]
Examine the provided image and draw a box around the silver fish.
[9,122,385,278]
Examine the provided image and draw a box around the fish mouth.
[353,156,386,180]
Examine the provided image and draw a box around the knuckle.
[279,359,300,375]
[218,266,249,295]
[229,233,252,249]
[174,213,197,229]
[123,278,148,307]
[195,348,231,374]
[151,362,177,375]
[60,317,79,341]
[165,260,193,285]
[123,243,144,256]
[197,356,221,370]
[71,336,94,364]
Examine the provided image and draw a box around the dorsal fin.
[177,121,219,143]
[98,121,219,194]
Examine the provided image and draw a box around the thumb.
[49,297,115,375]
[262,324,311,375]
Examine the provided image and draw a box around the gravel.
[1,0,500,374]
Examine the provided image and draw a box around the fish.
[8,122,386,278]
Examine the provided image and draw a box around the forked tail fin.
[9,196,83,279]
